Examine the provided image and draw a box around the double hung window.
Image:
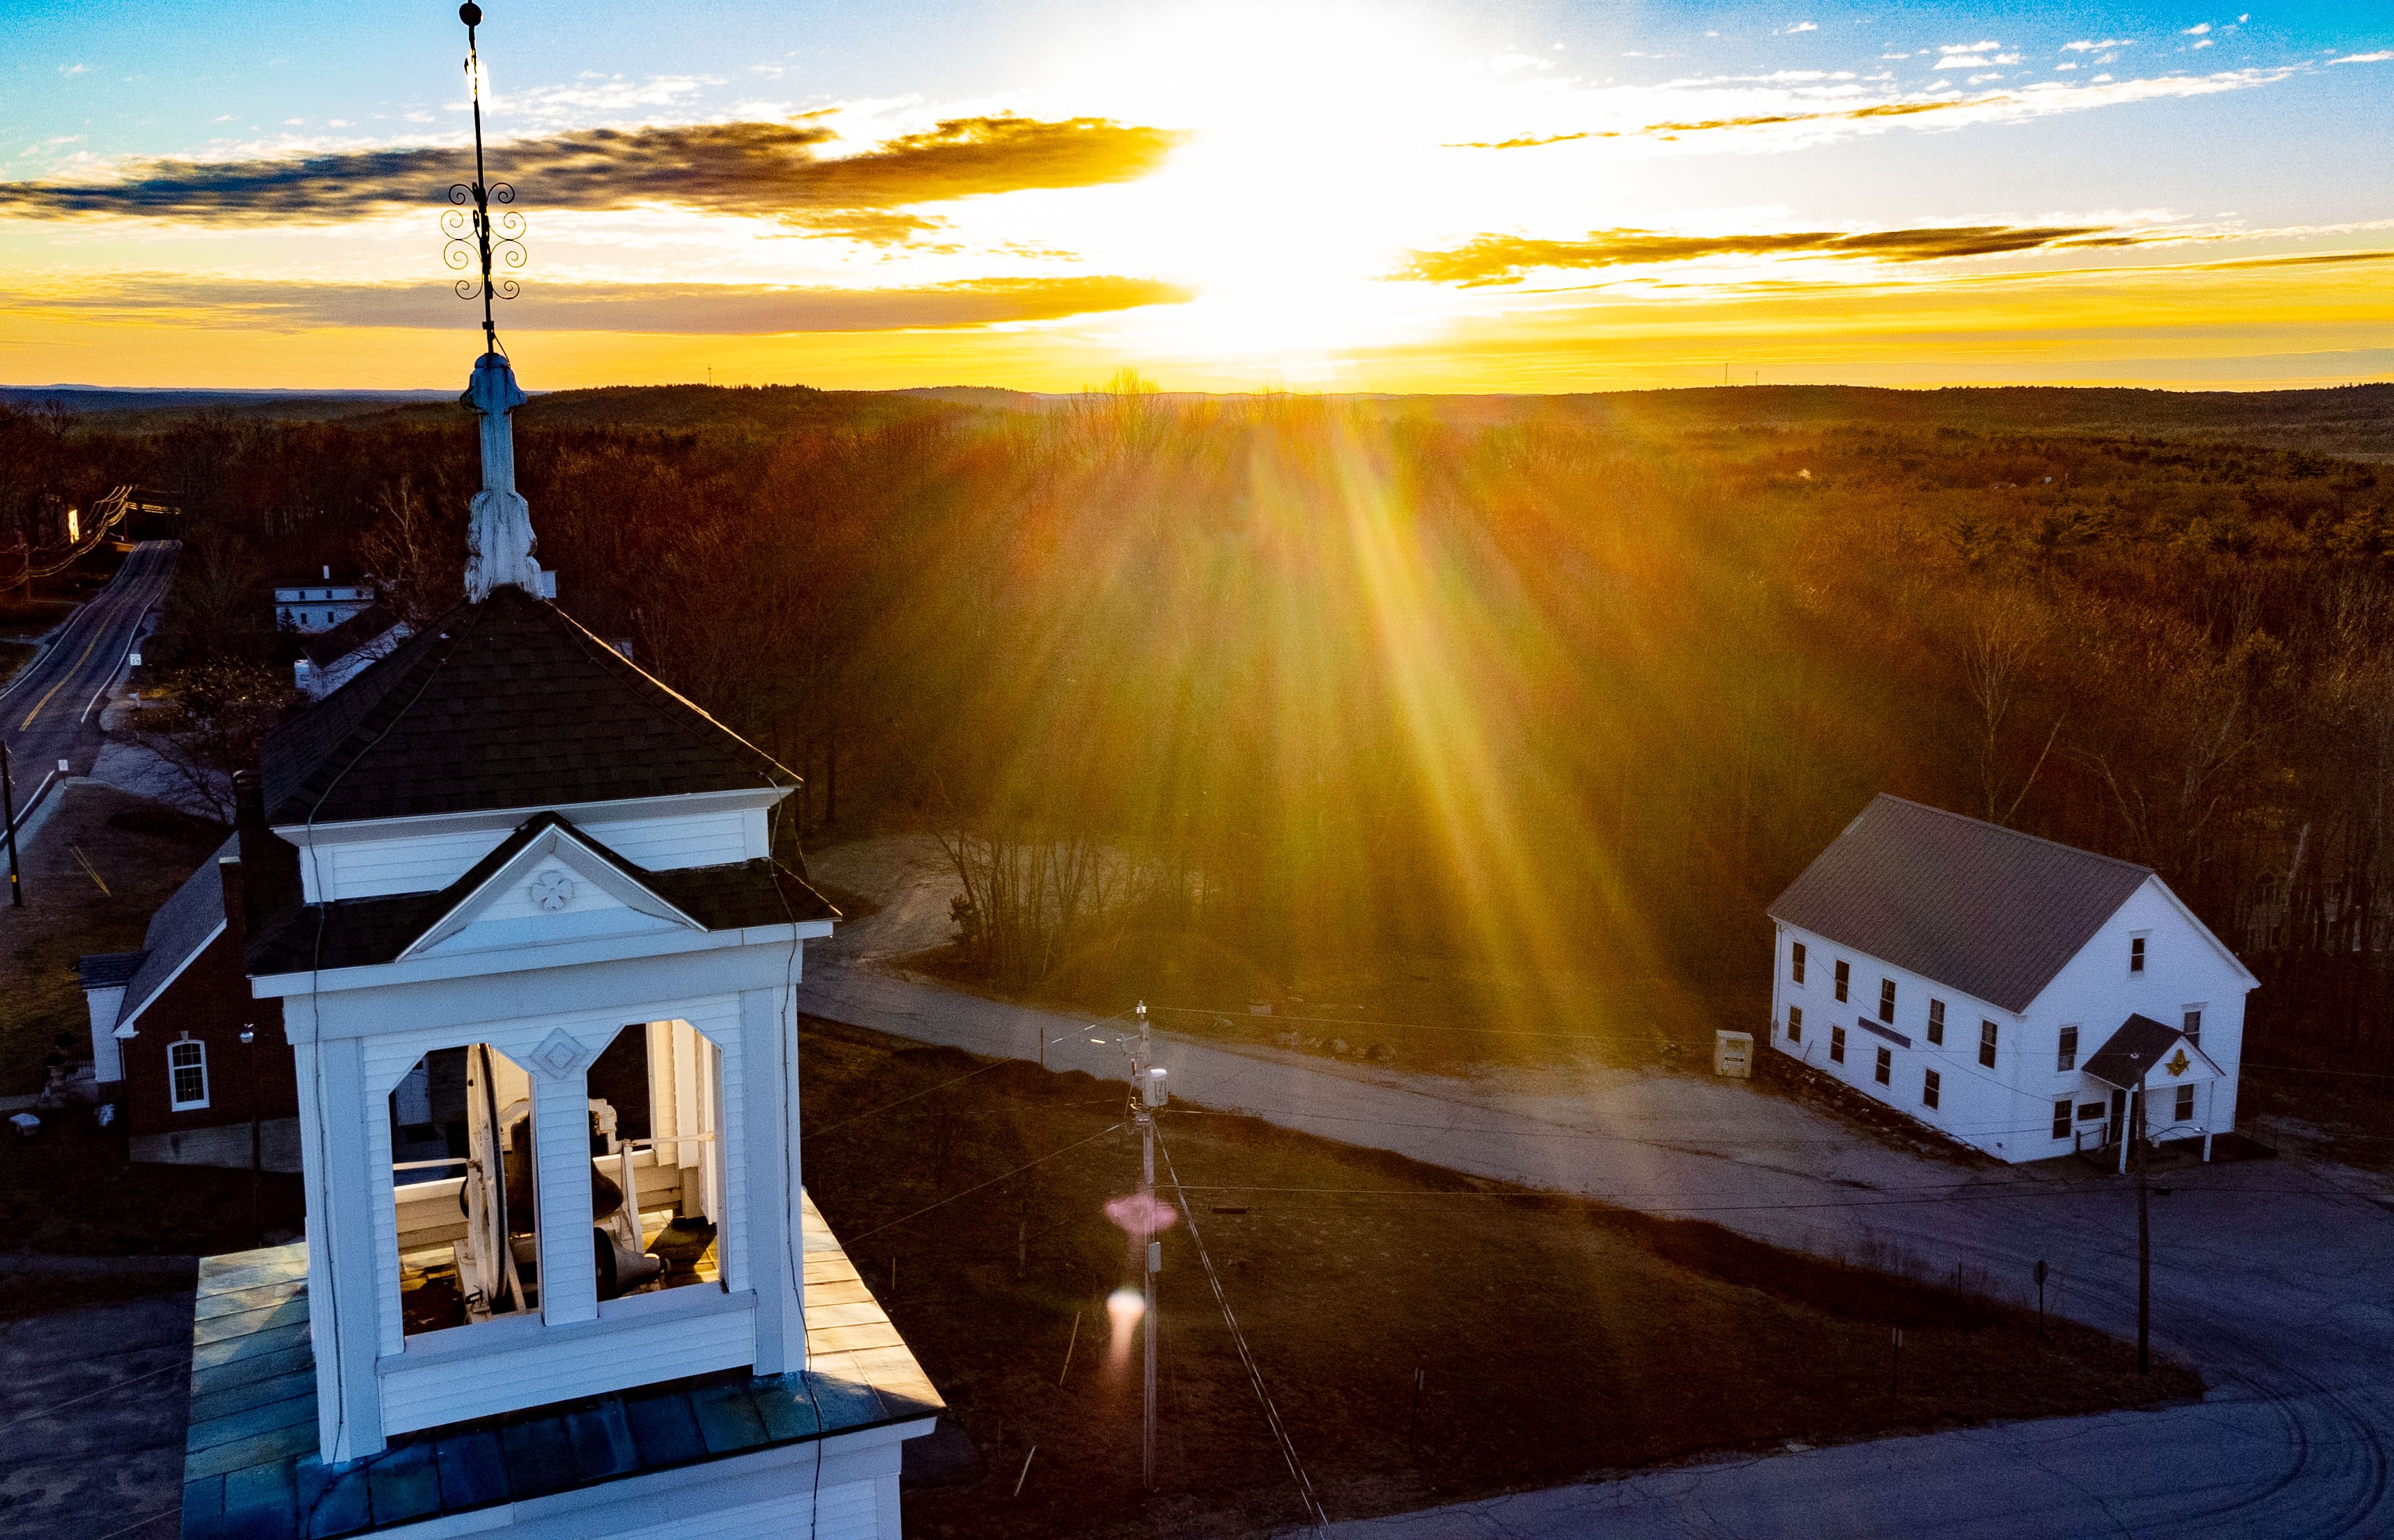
[1979,1020,2000,1068]
[2057,1025,2079,1072]
[1830,1025,1846,1064]
[1874,1047,1892,1085]
[2052,1098,2072,1140]
[1834,960,1850,1003]
[1927,1000,1946,1045]
[1877,979,1897,1024]
[1791,942,1806,986]
[1922,1069,1941,1109]
[1786,1006,1803,1043]
[168,1039,209,1111]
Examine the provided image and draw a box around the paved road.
[792,871,2394,1540]
[0,540,178,832]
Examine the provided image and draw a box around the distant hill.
[12,380,2391,460]
[1455,383,2394,462]
[0,386,453,430]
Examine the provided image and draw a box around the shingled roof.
[109,837,237,1032]
[247,813,835,977]
[260,586,793,826]
[1768,795,2154,1015]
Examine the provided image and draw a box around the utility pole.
[1,742,19,906]
[2133,1066,2151,1375]
[1134,1000,1164,1491]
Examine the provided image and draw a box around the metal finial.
[442,3,525,352]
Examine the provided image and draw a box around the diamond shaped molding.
[530,1027,590,1081]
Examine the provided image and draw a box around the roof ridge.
[534,598,794,788]
[1869,793,2154,878]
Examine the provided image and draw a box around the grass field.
[797,1018,2199,1539]
[0,782,219,1096]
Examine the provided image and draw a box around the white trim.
[400,823,704,960]
[254,920,829,1001]
[270,786,790,850]
[167,1036,210,1111]
[118,918,227,1036]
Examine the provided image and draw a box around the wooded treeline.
[15,389,2394,1073]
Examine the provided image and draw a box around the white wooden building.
[177,349,940,1540]
[1768,795,2257,1165]
[274,570,379,634]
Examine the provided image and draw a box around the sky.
[1,0,2390,393]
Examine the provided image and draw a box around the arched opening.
[585,1020,727,1302]
[389,1043,541,1335]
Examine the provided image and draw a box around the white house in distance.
[176,346,941,1540]
[273,568,379,634]
[1768,795,2257,1166]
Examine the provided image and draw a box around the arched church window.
[389,1043,542,1336]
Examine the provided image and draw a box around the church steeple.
[463,352,541,600]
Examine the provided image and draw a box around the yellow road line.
[20,615,111,729]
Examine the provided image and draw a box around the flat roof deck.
[180,1190,941,1539]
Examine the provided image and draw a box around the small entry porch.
[2069,1012,2227,1172]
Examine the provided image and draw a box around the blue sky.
[1,0,2388,389]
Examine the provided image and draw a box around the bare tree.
[125,661,299,824]
[356,476,461,625]
[1958,589,2061,825]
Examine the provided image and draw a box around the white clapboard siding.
[308,827,510,902]
[302,807,764,902]
[552,1471,881,1540]
[379,1294,758,1434]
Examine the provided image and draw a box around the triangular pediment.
[2083,1013,2225,1089]
[399,814,703,960]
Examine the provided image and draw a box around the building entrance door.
[2108,1087,2128,1146]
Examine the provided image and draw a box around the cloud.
[2064,39,2135,51]
[1454,65,2301,147]
[2184,22,2212,35]
[2331,50,2394,64]
[8,273,1194,333]
[0,115,1186,241]
[1936,47,2009,68]
[1782,22,1818,33]
[1398,223,2130,285]
[1444,131,1597,150]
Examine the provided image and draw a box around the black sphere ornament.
[460,3,483,26]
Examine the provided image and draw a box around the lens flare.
[1103,1193,1177,1234]
[1106,1284,1145,1368]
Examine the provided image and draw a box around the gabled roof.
[2083,1013,2223,1089]
[247,813,835,978]
[260,586,794,827]
[110,837,236,1031]
[1768,795,2152,1015]
[299,601,408,669]
[77,951,145,990]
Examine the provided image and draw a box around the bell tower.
[174,12,940,1537]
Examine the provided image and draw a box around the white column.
[533,1049,599,1325]
[739,985,807,1373]
[314,1035,387,1461]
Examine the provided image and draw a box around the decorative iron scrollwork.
[447,8,524,350]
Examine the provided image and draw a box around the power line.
[801,1010,1131,1142]
[1156,1123,1328,1537]
[835,1123,1125,1248]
